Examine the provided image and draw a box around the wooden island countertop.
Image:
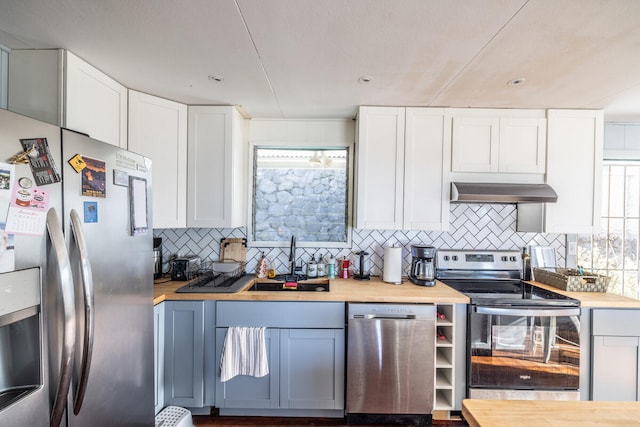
[153,276,470,305]
[462,399,640,427]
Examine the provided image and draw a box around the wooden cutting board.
[220,237,247,263]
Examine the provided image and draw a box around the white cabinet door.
[8,49,64,125]
[451,115,498,173]
[545,109,603,234]
[404,108,450,230]
[128,91,188,228]
[356,106,449,231]
[355,106,405,230]
[498,117,546,173]
[451,110,546,174]
[65,51,128,148]
[187,106,247,228]
[0,47,8,109]
[8,49,128,148]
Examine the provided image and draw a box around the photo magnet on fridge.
[84,201,98,223]
[80,156,107,198]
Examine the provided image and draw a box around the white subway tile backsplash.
[156,204,566,278]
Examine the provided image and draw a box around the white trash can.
[155,406,194,427]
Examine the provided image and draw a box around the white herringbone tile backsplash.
[156,204,566,277]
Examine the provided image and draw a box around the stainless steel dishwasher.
[346,303,436,426]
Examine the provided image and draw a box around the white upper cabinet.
[451,114,498,173]
[65,51,128,148]
[8,49,128,148]
[355,106,405,230]
[544,109,603,234]
[0,47,8,109]
[451,109,546,174]
[128,91,188,229]
[187,106,247,228]
[403,108,451,230]
[355,106,450,231]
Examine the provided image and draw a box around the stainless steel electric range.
[436,249,581,401]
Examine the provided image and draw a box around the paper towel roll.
[383,246,402,284]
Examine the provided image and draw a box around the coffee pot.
[409,244,437,286]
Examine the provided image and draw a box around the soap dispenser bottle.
[307,254,318,278]
[316,253,326,277]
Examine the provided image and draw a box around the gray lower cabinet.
[215,301,345,417]
[164,300,216,409]
[154,302,165,415]
[591,308,640,401]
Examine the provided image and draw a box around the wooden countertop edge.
[153,276,640,308]
[462,399,640,427]
[153,277,470,305]
[525,280,640,308]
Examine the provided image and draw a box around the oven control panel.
[436,250,522,271]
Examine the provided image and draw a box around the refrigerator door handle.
[69,209,95,415]
[47,208,76,427]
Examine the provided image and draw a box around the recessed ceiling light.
[507,77,526,86]
[208,74,224,82]
[358,75,373,84]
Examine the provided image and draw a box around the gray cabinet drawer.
[592,309,640,336]
[216,301,344,328]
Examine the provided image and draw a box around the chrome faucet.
[288,235,296,275]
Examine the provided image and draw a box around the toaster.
[171,256,200,281]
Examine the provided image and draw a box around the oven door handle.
[475,306,581,317]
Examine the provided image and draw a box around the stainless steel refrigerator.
[0,108,154,426]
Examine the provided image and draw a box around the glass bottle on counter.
[307,255,318,278]
[317,253,326,277]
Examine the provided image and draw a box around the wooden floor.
[193,415,466,427]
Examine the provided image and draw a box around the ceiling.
[1,0,640,121]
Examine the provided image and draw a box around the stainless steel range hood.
[451,182,558,204]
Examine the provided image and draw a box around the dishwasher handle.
[351,314,419,320]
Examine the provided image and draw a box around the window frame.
[247,139,354,249]
[578,159,640,299]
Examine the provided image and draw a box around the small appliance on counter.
[153,237,163,279]
[171,256,201,281]
[352,250,371,280]
[409,244,437,286]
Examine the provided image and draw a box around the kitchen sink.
[248,280,330,292]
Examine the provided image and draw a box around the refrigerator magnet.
[84,201,98,223]
[80,157,107,198]
[68,154,87,173]
[113,169,129,187]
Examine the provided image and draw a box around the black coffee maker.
[409,244,437,286]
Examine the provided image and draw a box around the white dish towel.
[220,326,269,382]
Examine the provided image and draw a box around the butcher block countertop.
[462,399,640,427]
[154,275,640,308]
[153,276,470,305]
[527,280,640,308]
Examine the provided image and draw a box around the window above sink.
[248,146,353,249]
